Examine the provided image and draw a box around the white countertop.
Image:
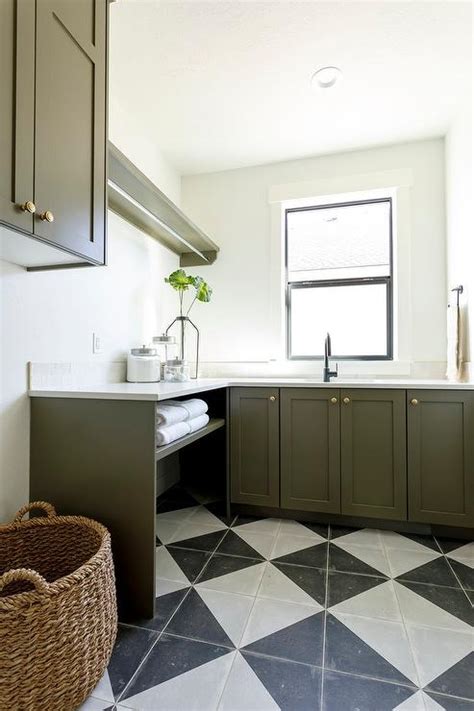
[28,377,474,400]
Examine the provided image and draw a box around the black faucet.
[323,333,338,383]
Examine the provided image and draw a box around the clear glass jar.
[163,358,191,383]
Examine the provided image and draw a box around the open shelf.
[108,143,219,266]
[155,418,225,461]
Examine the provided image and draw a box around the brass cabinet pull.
[330,397,338,404]
[269,395,276,402]
[19,200,36,214]
[343,397,351,404]
[410,398,419,406]
[40,210,54,223]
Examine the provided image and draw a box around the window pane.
[287,200,391,282]
[289,282,389,358]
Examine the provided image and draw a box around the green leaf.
[195,278,213,303]
[165,269,194,291]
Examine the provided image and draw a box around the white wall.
[182,139,447,377]
[445,108,473,369]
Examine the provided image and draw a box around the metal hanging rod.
[450,285,464,308]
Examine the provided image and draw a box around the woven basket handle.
[13,501,57,522]
[0,568,50,594]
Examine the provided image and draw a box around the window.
[286,197,393,360]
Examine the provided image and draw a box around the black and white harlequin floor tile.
[80,500,474,711]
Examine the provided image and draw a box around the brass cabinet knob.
[40,210,54,223]
[343,397,351,404]
[269,395,276,402]
[410,398,419,406]
[20,200,36,214]
[330,397,338,404]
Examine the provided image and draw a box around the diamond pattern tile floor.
[80,498,474,711]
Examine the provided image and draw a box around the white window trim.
[268,169,414,376]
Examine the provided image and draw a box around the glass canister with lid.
[163,358,191,383]
[127,345,161,383]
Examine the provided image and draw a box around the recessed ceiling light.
[311,66,342,90]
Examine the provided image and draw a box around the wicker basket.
[0,501,117,711]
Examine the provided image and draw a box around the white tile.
[234,518,282,536]
[447,542,474,569]
[196,562,267,596]
[121,651,235,710]
[197,588,255,646]
[328,580,402,621]
[217,652,280,710]
[278,519,326,541]
[333,528,384,549]
[406,623,474,687]
[380,531,437,553]
[88,670,114,703]
[257,562,323,608]
[333,612,419,685]
[77,698,114,711]
[270,532,323,559]
[155,577,188,597]
[188,506,227,528]
[171,522,226,543]
[155,546,190,585]
[240,597,318,647]
[385,548,440,578]
[394,690,444,710]
[233,530,277,559]
[155,519,182,545]
[334,541,391,576]
[394,582,471,632]
[156,506,200,523]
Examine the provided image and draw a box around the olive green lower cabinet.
[230,387,280,506]
[408,390,474,527]
[340,390,407,520]
[280,389,340,513]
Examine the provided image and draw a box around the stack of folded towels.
[156,398,209,446]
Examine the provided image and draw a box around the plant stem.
[186,295,197,317]
[179,290,183,318]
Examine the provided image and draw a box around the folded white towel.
[156,403,188,427]
[156,421,190,447]
[187,413,210,433]
[165,398,208,420]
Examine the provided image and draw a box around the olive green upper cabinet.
[0,0,35,232]
[408,390,474,526]
[34,0,107,263]
[280,389,341,513]
[230,388,280,507]
[340,390,407,520]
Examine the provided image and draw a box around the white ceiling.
[109,1,472,176]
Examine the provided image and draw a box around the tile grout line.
[319,524,331,710]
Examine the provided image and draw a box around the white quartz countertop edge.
[28,377,474,400]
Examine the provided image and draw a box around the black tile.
[327,570,386,607]
[328,543,387,578]
[131,589,189,633]
[243,611,325,667]
[436,537,474,555]
[203,499,231,525]
[165,547,211,583]
[197,552,262,584]
[231,515,267,528]
[397,532,440,552]
[107,624,158,699]
[329,525,361,540]
[168,529,227,553]
[297,521,329,539]
[273,562,327,606]
[324,614,414,687]
[465,588,474,605]
[449,558,474,591]
[396,556,461,588]
[425,652,474,701]
[165,588,235,648]
[216,529,265,560]
[322,669,415,711]
[398,580,474,626]
[122,634,232,698]
[273,542,328,570]
[243,651,322,710]
[426,692,474,710]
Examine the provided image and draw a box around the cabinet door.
[280,388,340,513]
[341,389,407,520]
[408,390,474,526]
[34,0,107,263]
[230,388,280,507]
[0,0,35,232]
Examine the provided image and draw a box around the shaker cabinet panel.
[34,0,107,263]
[230,388,280,507]
[0,0,35,233]
[280,389,340,513]
[408,390,474,526]
[340,390,407,520]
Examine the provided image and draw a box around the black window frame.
[285,197,394,361]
